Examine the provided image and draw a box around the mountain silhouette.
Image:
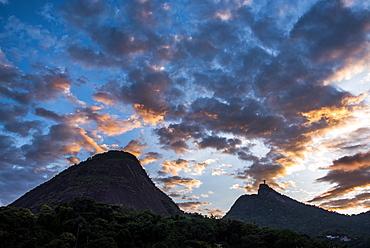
[224,183,370,236]
[10,150,182,216]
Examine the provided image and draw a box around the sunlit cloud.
[154,176,202,193]
[177,201,211,212]
[309,164,370,204]
[140,152,162,165]
[319,192,370,211]
[202,208,225,218]
[2,0,370,215]
[123,139,147,157]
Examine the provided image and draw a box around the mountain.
[224,183,370,236]
[9,150,182,216]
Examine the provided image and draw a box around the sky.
[1,0,370,216]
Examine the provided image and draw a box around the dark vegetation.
[0,197,353,248]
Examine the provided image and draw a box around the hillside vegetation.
[0,197,345,248]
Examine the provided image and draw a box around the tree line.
[0,197,360,248]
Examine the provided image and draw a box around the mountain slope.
[224,183,370,236]
[9,150,182,216]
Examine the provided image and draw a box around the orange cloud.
[66,156,80,165]
[77,128,106,153]
[309,165,370,203]
[301,106,353,126]
[155,176,202,193]
[177,201,211,212]
[162,159,190,175]
[92,92,116,105]
[329,151,370,171]
[123,139,147,157]
[133,103,165,124]
[202,208,225,218]
[89,111,142,135]
[161,158,215,175]
[140,152,162,165]
[319,192,370,211]
[212,169,230,176]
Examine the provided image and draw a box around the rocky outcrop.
[10,151,182,216]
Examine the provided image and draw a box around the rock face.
[10,151,182,216]
[224,183,370,235]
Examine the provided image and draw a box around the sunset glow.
[1,0,370,216]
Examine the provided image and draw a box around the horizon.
[1,0,370,216]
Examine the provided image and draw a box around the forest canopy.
[0,197,360,248]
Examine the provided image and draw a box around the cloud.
[234,157,287,191]
[140,152,162,165]
[155,123,203,154]
[212,169,230,176]
[195,135,242,154]
[177,201,211,212]
[79,106,142,135]
[309,151,370,208]
[329,151,370,171]
[161,158,190,176]
[161,158,215,176]
[2,16,56,48]
[154,176,202,193]
[318,192,370,211]
[38,3,55,21]
[123,139,147,158]
[181,195,199,201]
[2,0,370,214]
[309,164,370,203]
[63,0,370,198]
[0,63,72,105]
[0,50,21,83]
[202,208,225,218]
[61,0,111,29]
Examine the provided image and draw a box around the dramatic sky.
[1,0,370,216]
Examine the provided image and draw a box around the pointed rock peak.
[257,182,276,196]
[10,150,182,216]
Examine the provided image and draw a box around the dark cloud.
[0,103,28,122]
[195,135,242,154]
[3,120,43,137]
[66,43,121,69]
[35,107,64,122]
[0,104,43,136]
[0,63,72,105]
[310,165,370,203]
[61,0,110,28]
[330,151,370,170]
[0,62,20,83]
[234,156,287,191]
[123,139,146,158]
[188,97,282,137]
[309,151,370,207]
[319,192,370,210]
[291,0,370,63]
[155,123,203,154]
[0,135,45,205]
[23,64,72,102]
